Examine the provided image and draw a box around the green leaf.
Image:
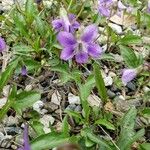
[100,54,115,61]
[139,143,150,150]
[12,91,41,113]
[13,44,34,54]
[31,120,44,136]
[35,16,46,36]
[126,128,145,149]
[13,11,28,37]
[31,133,69,150]
[0,86,17,120]
[141,108,150,118]
[0,99,11,120]
[95,119,115,130]
[119,45,142,68]
[23,59,41,72]
[0,58,19,93]
[62,116,70,137]
[79,75,95,121]
[93,63,107,102]
[117,107,139,150]
[118,35,142,45]
[83,128,112,150]
[25,0,37,24]
[65,110,82,120]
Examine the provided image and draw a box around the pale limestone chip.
[51,90,61,105]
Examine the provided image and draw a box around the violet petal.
[75,52,88,63]
[60,47,74,60]
[98,6,111,17]
[52,19,63,32]
[121,69,137,85]
[81,24,98,43]
[57,31,77,47]
[24,125,31,150]
[118,1,127,10]
[21,66,27,76]
[0,37,6,52]
[68,14,76,21]
[88,43,102,57]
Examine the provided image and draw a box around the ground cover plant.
[0,0,150,149]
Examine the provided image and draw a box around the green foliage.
[117,107,145,150]
[118,34,142,45]
[12,91,41,114]
[82,128,113,150]
[79,75,95,121]
[139,143,150,150]
[0,86,17,120]
[0,58,19,93]
[93,63,107,102]
[25,0,37,24]
[0,0,148,149]
[31,133,69,150]
[119,45,143,68]
[95,119,115,130]
[0,87,41,120]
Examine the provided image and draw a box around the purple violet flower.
[18,124,31,150]
[21,66,27,76]
[57,24,102,63]
[0,37,6,52]
[121,68,137,85]
[98,0,113,17]
[117,1,132,17]
[52,14,80,33]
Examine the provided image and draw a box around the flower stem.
[67,0,73,11]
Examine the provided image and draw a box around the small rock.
[43,0,53,8]
[3,85,10,97]
[102,44,107,52]
[40,109,48,115]
[15,134,23,146]
[113,54,123,62]
[3,116,18,126]
[40,115,55,133]
[5,127,21,135]
[104,76,113,86]
[0,97,7,109]
[143,86,150,93]
[108,23,122,34]
[107,90,116,99]
[74,105,82,112]
[68,93,80,105]
[45,102,58,112]
[114,97,142,112]
[1,139,11,148]
[51,91,61,105]
[88,94,102,107]
[118,95,125,101]
[108,72,116,77]
[33,100,44,113]
[54,121,62,132]
[1,0,14,11]
[110,14,136,27]
[111,85,118,92]
[25,84,33,91]
[126,82,136,91]
[40,115,55,125]
[65,104,76,111]
[0,132,4,141]
[11,145,17,150]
